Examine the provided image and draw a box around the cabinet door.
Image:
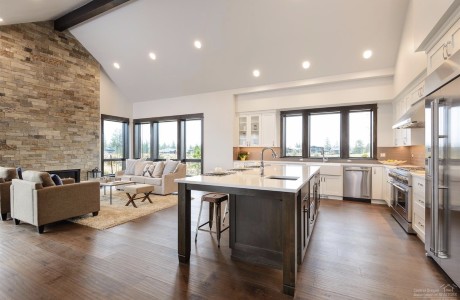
[321,175,343,197]
[427,38,448,75]
[371,167,383,200]
[382,167,392,206]
[260,113,277,147]
[238,116,249,146]
[249,115,260,146]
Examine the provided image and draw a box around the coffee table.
[100,181,135,205]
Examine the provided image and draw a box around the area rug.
[69,190,178,230]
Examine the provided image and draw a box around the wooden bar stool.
[195,193,229,247]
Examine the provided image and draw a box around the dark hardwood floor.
[0,196,458,299]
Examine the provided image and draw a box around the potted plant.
[238,150,249,161]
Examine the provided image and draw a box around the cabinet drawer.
[413,213,425,237]
[413,192,425,208]
[412,177,425,196]
[413,201,425,220]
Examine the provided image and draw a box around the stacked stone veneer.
[0,21,100,174]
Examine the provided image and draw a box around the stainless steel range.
[388,166,424,234]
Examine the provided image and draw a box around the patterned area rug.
[69,190,178,230]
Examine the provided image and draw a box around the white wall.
[377,103,394,147]
[133,91,235,171]
[236,76,394,112]
[100,70,134,157]
[393,1,427,96]
[100,70,132,119]
[413,0,455,49]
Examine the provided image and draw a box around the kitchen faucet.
[321,148,328,162]
[260,147,278,176]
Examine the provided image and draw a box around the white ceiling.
[0,0,91,25]
[1,0,410,102]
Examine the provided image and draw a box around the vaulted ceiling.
[1,0,410,102]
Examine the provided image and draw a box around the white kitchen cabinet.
[427,18,460,76]
[260,112,278,147]
[393,128,424,146]
[382,167,392,206]
[371,167,383,200]
[319,165,343,199]
[237,111,278,147]
[238,114,260,146]
[412,175,426,242]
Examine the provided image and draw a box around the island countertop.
[175,164,320,193]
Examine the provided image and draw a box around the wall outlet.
[380,153,386,158]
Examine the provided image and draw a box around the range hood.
[392,99,425,129]
[392,119,424,129]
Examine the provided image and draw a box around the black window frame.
[101,114,129,176]
[280,104,377,159]
[133,113,204,175]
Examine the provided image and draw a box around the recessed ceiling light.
[194,40,202,49]
[0,18,3,22]
[302,61,311,69]
[149,52,156,60]
[253,69,260,77]
[113,62,120,69]
[363,50,373,59]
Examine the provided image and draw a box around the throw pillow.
[135,161,151,176]
[0,178,4,183]
[152,161,165,178]
[0,167,18,181]
[162,160,179,175]
[22,171,56,187]
[16,167,23,179]
[50,174,63,186]
[143,163,157,177]
[125,159,137,175]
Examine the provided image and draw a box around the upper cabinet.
[427,17,460,76]
[237,111,279,147]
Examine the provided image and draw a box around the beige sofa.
[10,171,100,233]
[116,160,186,195]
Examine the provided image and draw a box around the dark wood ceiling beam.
[54,0,132,31]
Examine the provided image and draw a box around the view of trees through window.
[284,115,302,156]
[281,105,376,159]
[349,111,372,158]
[309,113,340,158]
[102,118,128,175]
[134,115,203,176]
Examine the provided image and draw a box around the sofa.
[10,171,100,233]
[0,167,18,221]
[116,160,186,195]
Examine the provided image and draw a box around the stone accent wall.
[0,21,100,174]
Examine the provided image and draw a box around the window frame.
[101,114,129,176]
[133,113,204,175]
[280,104,377,159]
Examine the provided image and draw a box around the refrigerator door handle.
[430,99,439,257]
[430,99,449,259]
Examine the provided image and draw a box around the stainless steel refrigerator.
[425,75,460,287]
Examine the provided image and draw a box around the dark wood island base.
[176,165,320,296]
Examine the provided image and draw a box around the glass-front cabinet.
[238,114,260,146]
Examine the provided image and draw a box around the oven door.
[390,181,411,222]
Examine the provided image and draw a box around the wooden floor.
[0,196,458,299]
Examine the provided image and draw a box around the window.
[281,105,377,159]
[283,115,303,157]
[133,114,203,176]
[101,115,129,176]
[349,110,372,158]
[158,121,178,160]
[309,112,340,158]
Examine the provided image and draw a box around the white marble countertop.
[234,160,398,168]
[176,164,320,193]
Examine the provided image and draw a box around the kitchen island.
[175,164,320,295]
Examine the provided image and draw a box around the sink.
[265,175,299,180]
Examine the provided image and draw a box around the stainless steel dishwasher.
[343,166,372,202]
